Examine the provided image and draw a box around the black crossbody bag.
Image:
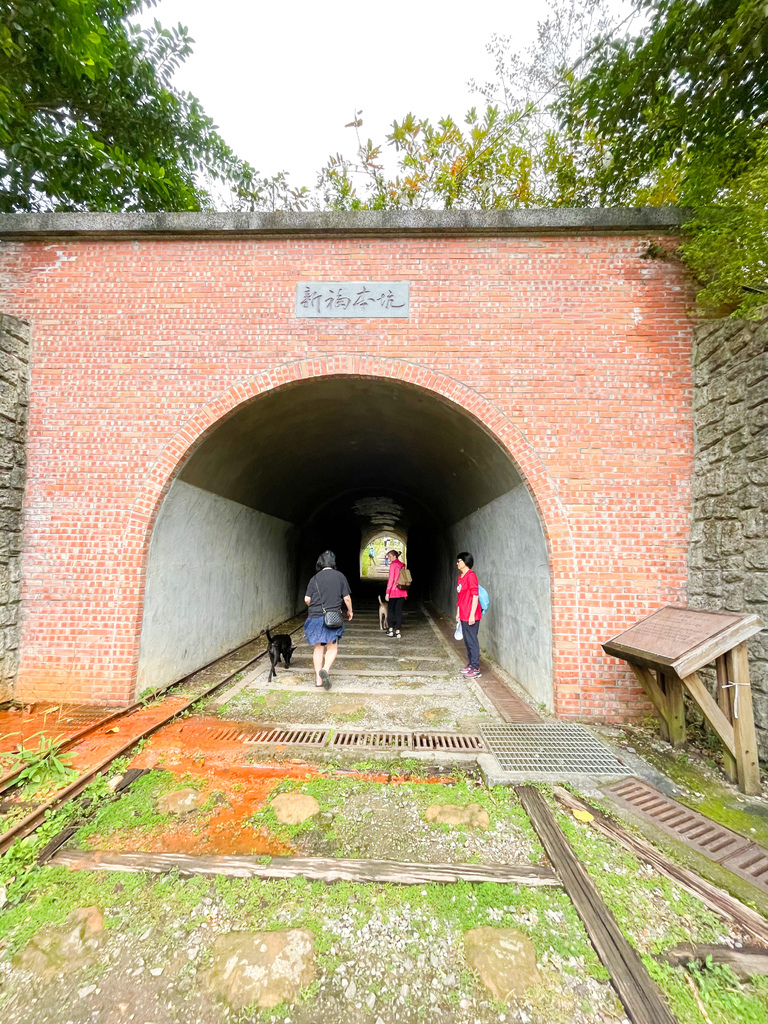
[313,576,344,630]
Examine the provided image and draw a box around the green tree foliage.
[315,1,619,211]
[317,106,538,211]
[563,0,768,316]
[0,0,293,211]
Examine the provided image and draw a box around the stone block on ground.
[156,788,205,814]
[14,906,104,979]
[271,792,320,824]
[464,926,539,1003]
[424,803,489,829]
[204,929,316,1009]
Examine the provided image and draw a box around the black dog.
[266,627,296,683]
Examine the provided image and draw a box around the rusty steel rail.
[0,623,304,857]
[0,620,304,797]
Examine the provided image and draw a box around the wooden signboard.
[603,606,764,795]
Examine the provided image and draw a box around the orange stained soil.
[65,697,192,772]
[129,715,454,785]
[84,715,453,857]
[93,761,296,857]
[0,703,105,766]
[0,697,193,778]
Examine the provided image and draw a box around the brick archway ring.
[121,356,580,711]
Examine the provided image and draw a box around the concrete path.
[215,603,503,731]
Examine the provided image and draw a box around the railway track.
[3,609,768,1024]
[0,619,305,857]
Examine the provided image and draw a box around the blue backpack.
[478,585,490,614]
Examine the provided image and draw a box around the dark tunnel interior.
[137,377,554,708]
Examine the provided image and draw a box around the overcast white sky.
[147,0,546,188]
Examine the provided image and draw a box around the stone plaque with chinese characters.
[295,282,409,318]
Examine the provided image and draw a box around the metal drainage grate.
[476,679,542,724]
[200,722,485,754]
[480,723,631,776]
[603,777,768,895]
[241,726,330,747]
[722,846,768,892]
[413,732,486,752]
[332,730,411,750]
[205,725,263,743]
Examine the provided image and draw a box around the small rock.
[150,967,163,977]
[423,707,449,721]
[205,930,315,1010]
[78,985,96,998]
[345,980,357,1000]
[366,992,376,1009]
[464,927,539,1003]
[14,906,105,979]
[424,803,489,829]
[157,788,204,814]
[271,793,320,825]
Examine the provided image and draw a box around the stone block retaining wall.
[688,316,768,758]
[0,313,29,702]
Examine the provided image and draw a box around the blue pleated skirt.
[303,615,345,646]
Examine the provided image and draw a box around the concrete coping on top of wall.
[0,207,689,239]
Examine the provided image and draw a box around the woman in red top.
[385,549,408,638]
[456,551,482,677]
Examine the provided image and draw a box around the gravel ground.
[0,875,628,1024]
[292,784,539,865]
[223,688,491,730]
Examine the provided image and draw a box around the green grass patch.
[72,770,209,847]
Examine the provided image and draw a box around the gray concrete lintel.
[0,207,689,240]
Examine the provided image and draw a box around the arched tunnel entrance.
[359,518,408,580]
[137,376,553,708]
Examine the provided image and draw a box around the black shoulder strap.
[312,574,326,613]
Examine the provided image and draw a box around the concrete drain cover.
[480,723,631,776]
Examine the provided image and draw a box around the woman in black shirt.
[303,550,353,690]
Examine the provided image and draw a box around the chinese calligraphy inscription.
[295,282,409,318]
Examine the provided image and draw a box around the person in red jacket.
[456,551,482,677]
[385,549,408,638]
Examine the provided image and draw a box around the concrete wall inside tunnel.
[433,485,553,709]
[137,479,297,692]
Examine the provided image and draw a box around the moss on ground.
[2,757,767,1024]
[620,726,768,847]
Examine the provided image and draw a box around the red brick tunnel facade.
[0,211,694,717]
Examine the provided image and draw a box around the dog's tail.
[378,595,385,607]
[266,626,273,643]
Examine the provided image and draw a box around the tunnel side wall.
[137,480,297,692]
[433,486,553,709]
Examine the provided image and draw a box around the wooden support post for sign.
[661,670,687,749]
[680,671,736,759]
[716,655,738,784]
[628,663,667,727]
[604,607,762,794]
[656,670,671,744]
[725,642,761,796]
